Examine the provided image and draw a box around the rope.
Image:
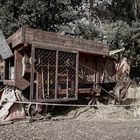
[0,63,132,108]
[0,99,140,107]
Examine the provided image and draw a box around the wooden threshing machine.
[0,27,119,117]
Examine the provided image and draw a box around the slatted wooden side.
[7,27,109,56]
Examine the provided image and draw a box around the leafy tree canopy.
[1,0,140,66]
[0,0,82,37]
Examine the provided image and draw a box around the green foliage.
[1,0,140,66]
[0,0,82,37]
[107,0,134,22]
[101,21,132,48]
[74,22,100,40]
[73,19,140,66]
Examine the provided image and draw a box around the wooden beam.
[30,46,35,100]
[75,52,79,100]
[7,27,109,56]
[55,50,58,99]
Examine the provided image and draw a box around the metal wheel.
[27,104,44,120]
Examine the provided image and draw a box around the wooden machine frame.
[2,27,115,103]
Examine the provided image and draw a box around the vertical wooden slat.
[30,46,35,101]
[36,72,39,100]
[66,70,69,99]
[75,52,79,100]
[47,62,50,97]
[41,68,45,98]
[55,50,58,99]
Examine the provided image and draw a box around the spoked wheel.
[27,103,47,120]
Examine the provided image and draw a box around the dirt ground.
[1,119,140,140]
[1,86,140,140]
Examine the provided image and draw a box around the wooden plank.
[3,80,15,86]
[78,88,91,94]
[32,43,78,53]
[7,27,109,56]
[30,33,109,55]
[14,50,30,90]
[30,46,35,100]
[55,51,58,99]
[66,70,69,98]
[75,52,79,100]
[48,88,93,95]
[36,72,39,100]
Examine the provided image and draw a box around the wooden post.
[55,51,58,99]
[30,46,35,101]
[36,72,39,100]
[41,68,45,98]
[75,52,79,100]
[66,69,69,98]
[47,61,50,97]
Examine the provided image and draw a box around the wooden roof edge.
[24,27,110,49]
[6,27,110,55]
[7,27,23,44]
